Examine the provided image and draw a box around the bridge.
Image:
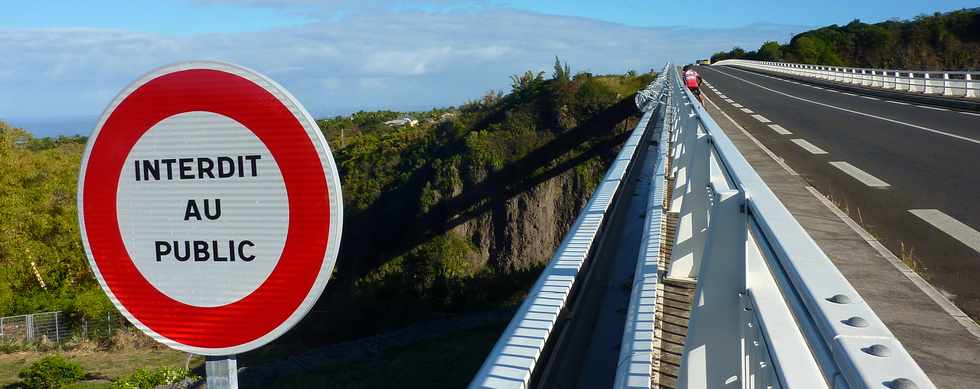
[467,61,980,389]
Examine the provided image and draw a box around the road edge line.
[703,95,799,176]
[804,185,980,340]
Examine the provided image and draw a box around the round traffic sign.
[77,62,343,355]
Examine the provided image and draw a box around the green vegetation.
[306,59,654,341]
[0,58,653,362]
[711,8,980,70]
[17,355,86,389]
[110,367,198,389]
[0,127,111,322]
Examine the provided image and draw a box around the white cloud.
[0,9,805,125]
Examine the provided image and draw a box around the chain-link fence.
[0,311,127,345]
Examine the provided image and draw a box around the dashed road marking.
[917,105,949,111]
[724,99,734,103]
[740,108,754,114]
[961,111,980,117]
[842,92,858,96]
[909,209,980,254]
[768,124,792,135]
[704,96,798,175]
[751,114,771,123]
[705,66,980,146]
[860,96,879,101]
[886,100,910,105]
[829,161,890,187]
[790,139,828,154]
[807,187,980,340]
[718,94,728,98]
[732,103,743,108]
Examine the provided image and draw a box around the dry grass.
[821,190,928,278]
[0,328,202,388]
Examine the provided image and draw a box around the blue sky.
[3,0,976,136]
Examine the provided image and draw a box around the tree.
[758,41,783,61]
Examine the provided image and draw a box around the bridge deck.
[699,87,980,388]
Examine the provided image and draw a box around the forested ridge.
[711,8,980,70]
[0,60,654,345]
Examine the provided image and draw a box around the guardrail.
[468,65,670,389]
[715,59,980,99]
[613,73,672,389]
[666,65,935,388]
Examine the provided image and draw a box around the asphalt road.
[697,65,980,318]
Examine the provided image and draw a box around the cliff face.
[454,158,595,273]
[291,72,646,343]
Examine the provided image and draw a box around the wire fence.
[0,311,128,345]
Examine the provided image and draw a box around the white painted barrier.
[715,59,980,99]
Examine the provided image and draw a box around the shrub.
[17,355,86,389]
[111,366,200,389]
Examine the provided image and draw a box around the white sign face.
[117,111,288,307]
[78,61,343,355]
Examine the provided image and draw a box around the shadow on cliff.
[351,94,637,279]
[262,93,641,351]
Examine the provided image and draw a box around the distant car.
[696,59,711,65]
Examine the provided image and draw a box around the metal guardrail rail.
[612,73,672,388]
[468,66,670,389]
[471,62,935,388]
[715,59,979,99]
[661,65,934,388]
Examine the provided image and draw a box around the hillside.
[0,60,655,347]
[711,8,980,70]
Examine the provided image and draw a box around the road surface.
[698,64,980,319]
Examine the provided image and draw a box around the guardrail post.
[206,355,239,389]
[666,116,709,281]
[677,187,746,388]
[943,73,951,96]
[967,74,976,98]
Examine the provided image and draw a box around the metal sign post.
[77,62,344,386]
[206,355,238,389]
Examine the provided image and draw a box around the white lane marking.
[886,100,910,105]
[841,92,858,96]
[916,105,948,112]
[806,186,980,340]
[704,96,798,175]
[961,111,980,117]
[751,114,771,123]
[718,94,728,98]
[768,124,792,135]
[740,108,754,114]
[706,67,980,146]
[909,210,980,254]
[860,96,879,101]
[829,161,890,187]
[724,99,734,103]
[790,139,828,154]
[732,103,743,108]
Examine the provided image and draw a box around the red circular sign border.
[80,65,332,351]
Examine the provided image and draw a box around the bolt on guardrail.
[665,65,935,389]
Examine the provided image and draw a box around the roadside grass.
[821,190,928,277]
[0,330,203,388]
[270,323,504,388]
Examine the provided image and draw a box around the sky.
[2,0,976,136]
